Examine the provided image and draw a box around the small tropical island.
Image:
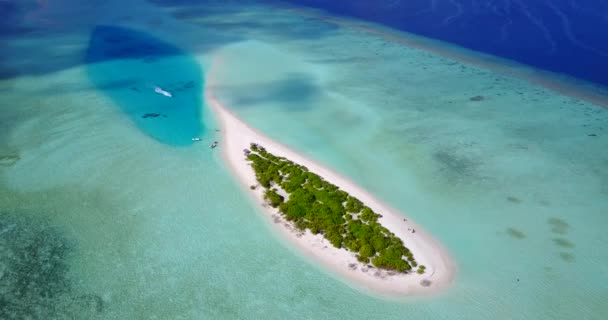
[246,143,425,274]
[206,56,455,297]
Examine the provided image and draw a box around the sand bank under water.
[205,59,455,298]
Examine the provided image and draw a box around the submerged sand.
[205,57,456,297]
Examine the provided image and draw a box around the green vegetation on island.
[245,143,426,274]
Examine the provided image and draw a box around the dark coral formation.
[141,113,167,119]
[547,218,576,264]
[506,196,522,204]
[0,211,103,319]
[548,217,569,235]
[553,237,575,249]
[432,149,481,184]
[559,252,575,263]
[0,212,71,319]
[506,227,526,240]
[0,154,20,167]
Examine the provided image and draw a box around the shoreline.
[205,61,456,297]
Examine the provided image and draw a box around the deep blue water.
[85,26,204,146]
[288,0,608,87]
[2,1,606,88]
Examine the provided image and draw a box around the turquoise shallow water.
[1,0,607,319]
[85,25,204,146]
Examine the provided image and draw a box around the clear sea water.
[1,0,607,319]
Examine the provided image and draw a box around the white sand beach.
[205,56,456,297]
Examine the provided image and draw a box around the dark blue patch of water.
[85,26,204,146]
[286,0,608,88]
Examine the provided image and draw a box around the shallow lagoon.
[1,0,607,319]
[85,25,205,146]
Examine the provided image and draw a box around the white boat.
[192,137,202,142]
[154,86,173,97]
